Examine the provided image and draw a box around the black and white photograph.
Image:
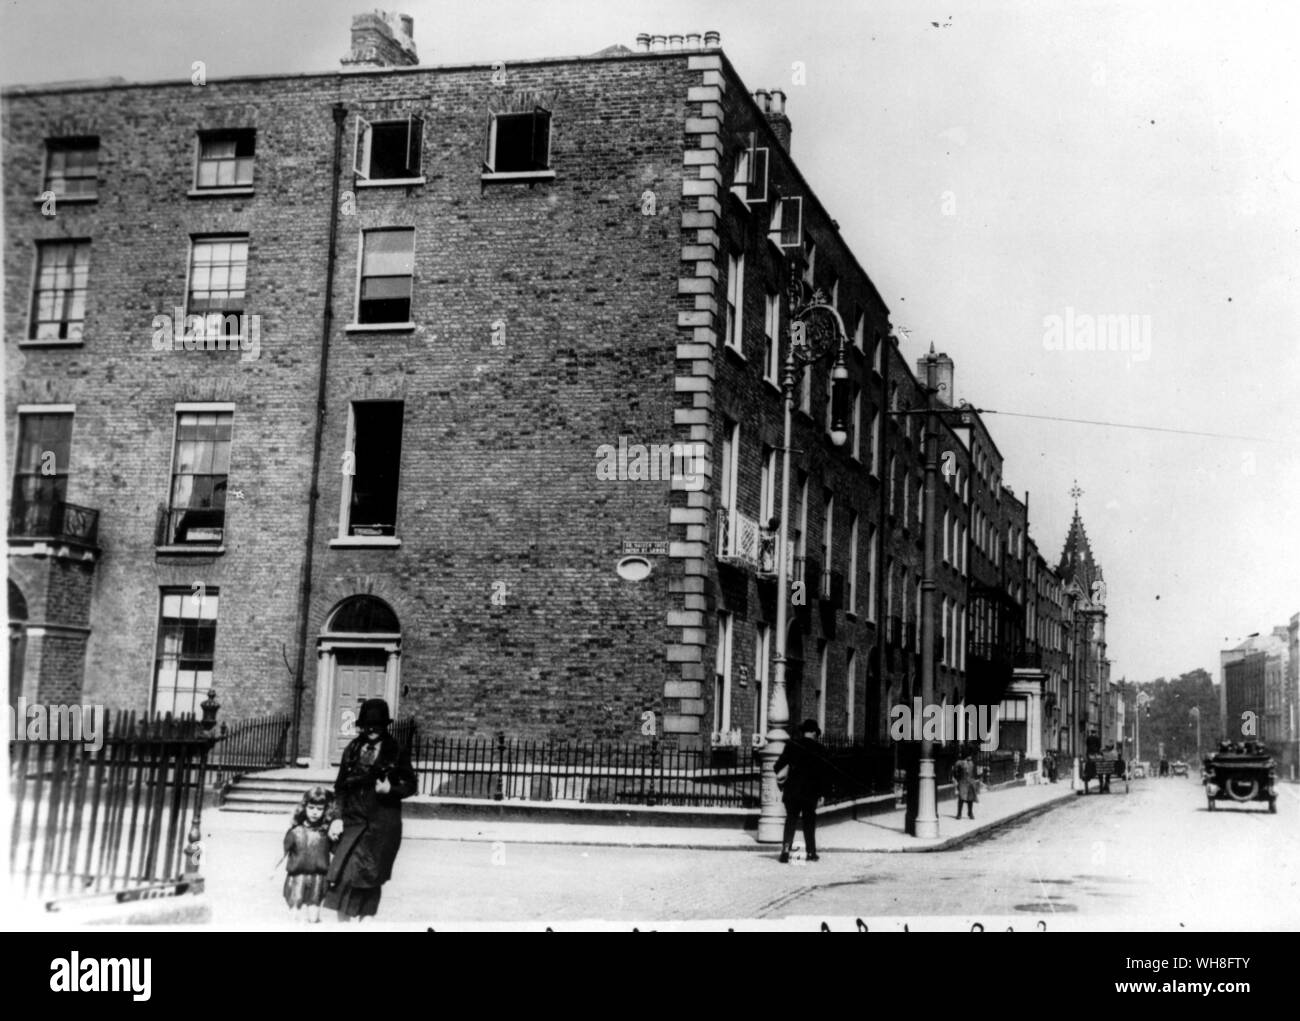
[3,0,1297,960]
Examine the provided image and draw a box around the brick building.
[5,13,1101,767]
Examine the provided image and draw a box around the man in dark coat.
[325,699,417,921]
[774,719,831,863]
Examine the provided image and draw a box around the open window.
[343,401,405,538]
[484,107,553,178]
[354,114,424,182]
[768,195,802,248]
[730,132,768,205]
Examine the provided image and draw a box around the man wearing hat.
[325,698,416,921]
[774,719,832,863]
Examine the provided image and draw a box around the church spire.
[1058,482,1101,594]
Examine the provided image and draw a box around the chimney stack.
[767,87,791,152]
[917,347,955,406]
[636,33,651,52]
[342,10,419,68]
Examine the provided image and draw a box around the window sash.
[31,241,90,339]
[196,131,255,188]
[44,140,99,197]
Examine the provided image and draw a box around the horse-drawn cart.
[1202,743,1277,813]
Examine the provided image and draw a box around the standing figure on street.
[952,746,979,819]
[283,786,337,923]
[325,699,417,922]
[774,719,831,863]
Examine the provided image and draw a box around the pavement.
[198,778,1078,927]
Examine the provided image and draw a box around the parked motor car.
[1131,761,1148,778]
[1171,760,1190,777]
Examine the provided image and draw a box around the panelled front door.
[332,648,390,762]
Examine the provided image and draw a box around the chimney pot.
[766,88,791,152]
[669,33,683,50]
[636,33,651,52]
[686,32,701,49]
[704,30,721,47]
[754,88,771,114]
[651,34,667,52]
[399,14,413,38]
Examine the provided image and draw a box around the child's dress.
[283,820,332,908]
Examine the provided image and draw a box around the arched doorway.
[310,595,401,766]
[8,580,28,707]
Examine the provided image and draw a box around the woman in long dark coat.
[324,699,416,921]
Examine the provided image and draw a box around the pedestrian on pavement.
[774,719,831,863]
[324,699,417,922]
[951,745,979,819]
[283,786,336,923]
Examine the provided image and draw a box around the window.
[822,489,834,579]
[763,291,780,383]
[854,312,865,351]
[943,509,950,562]
[759,445,777,526]
[718,419,739,554]
[11,411,73,525]
[873,332,883,374]
[846,648,856,738]
[30,241,89,341]
[754,624,771,736]
[768,195,802,247]
[901,471,910,525]
[153,587,219,717]
[43,138,98,199]
[851,386,862,461]
[356,228,415,325]
[802,237,816,286]
[715,612,733,732]
[829,275,839,308]
[796,471,809,560]
[941,596,950,666]
[724,253,744,351]
[916,480,924,529]
[355,115,423,182]
[867,525,878,621]
[187,237,248,338]
[195,130,254,189]
[848,513,859,614]
[817,639,828,734]
[799,360,811,414]
[886,557,895,622]
[731,138,768,204]
[164,410,233,545]
[483,107,552,176]
[888,457,897,516]
[869,409,879,475]
[341,401,405,538]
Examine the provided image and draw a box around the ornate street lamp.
[758,260,851,844]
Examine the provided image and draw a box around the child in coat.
[283,786,336,922]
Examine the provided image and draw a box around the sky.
[3,0,1297,685]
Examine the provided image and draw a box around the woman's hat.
[800,718,821,737]
[357,699,392,728]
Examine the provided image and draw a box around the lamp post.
[1136,689,1151,765]
[1190,705,1201,762]
[883,348,977,837]
[758,261,850,844]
